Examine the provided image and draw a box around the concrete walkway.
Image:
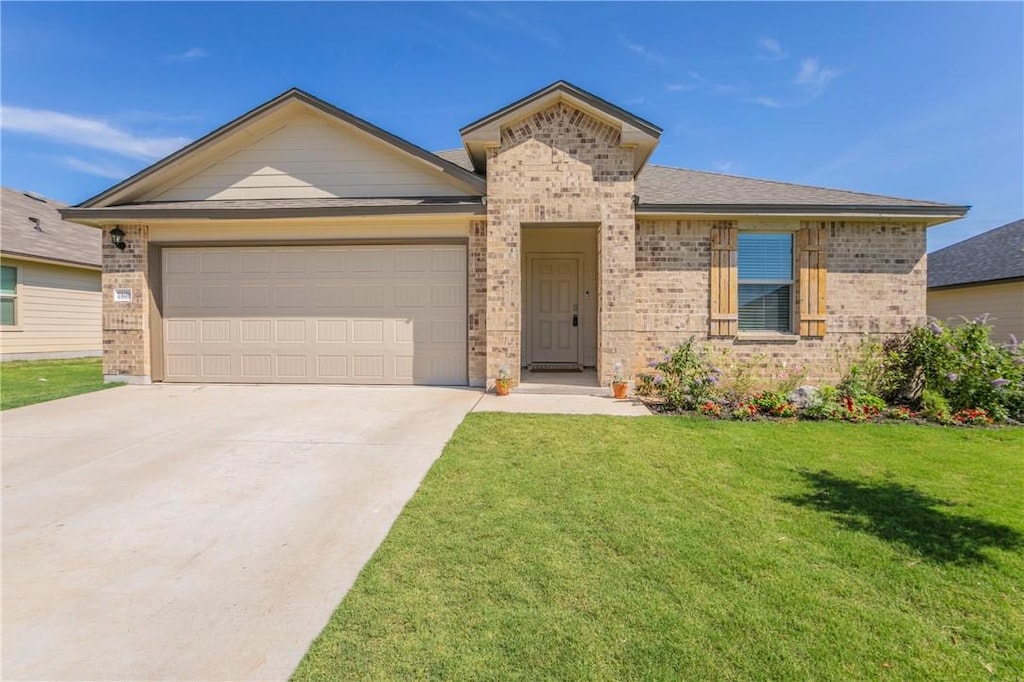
[2,384,480,681]
[473,392,650,415]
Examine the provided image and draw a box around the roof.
[62,196,484,222]
[458,81,662,178]
[75,87,486,209]
[1,187,101,268]
[459,80,662,139]
[434,148,967,217]
[928,218,1024,288]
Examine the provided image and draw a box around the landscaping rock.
[788,386,820,409]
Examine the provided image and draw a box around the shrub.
[752,390,788,415]
[886,320,1024,421]
[922,389,953,425]
[639,340,720,410]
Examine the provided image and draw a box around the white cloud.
[165,47,208,63]
[754,96,784,109]
[620,37,665,66]
[795,58,841,94]
[757,37,787,61]
[61,157,129,179]
[0,106,190,160]
[713,161,737,173]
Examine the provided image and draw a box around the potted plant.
[611,362,629,399]
[494,366,512,396]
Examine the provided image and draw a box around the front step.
[528,363,583,372]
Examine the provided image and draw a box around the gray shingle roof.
[433,148,964,213]
[1,187,101,268]
[928,218,1024,288]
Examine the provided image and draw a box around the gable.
[76,89,484,209]
[150,112,472,202]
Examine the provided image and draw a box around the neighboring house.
[927,218,1024,342]
[1,187,102,361]
[61,82,968,387]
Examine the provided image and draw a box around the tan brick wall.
[485,101,635,386]
[101,224,151,382]
[468,219,487,386]
[634,218,929,383]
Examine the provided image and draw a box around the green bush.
[639,340,721,410]
[887,320,1024,421]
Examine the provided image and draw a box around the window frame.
[1,263,21,330]
[736,231,796,335]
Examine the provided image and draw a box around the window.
[737,233,793,332]
[1,265,17,326]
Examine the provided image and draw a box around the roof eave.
[0,249,101,270]
[459,80,662,138]
[928,275,1024,290]
[636,203,969,224]
[60,202,486,223]
[459,81,662,177]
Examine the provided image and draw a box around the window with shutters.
[708,223,827,338]
[737,233,794,332]
[1,265,18,327]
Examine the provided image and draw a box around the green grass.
[294,416,1024,681]
[0,357,122,410]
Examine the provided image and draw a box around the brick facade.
[101,223,151,383]
[91,96,935,390]
[468,218,488,387]
[485,102,636,386]
[634,218,929,383]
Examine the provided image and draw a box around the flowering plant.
[698,401,722,417]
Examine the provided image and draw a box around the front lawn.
[0,358,121,410]
[295,416,1023,681]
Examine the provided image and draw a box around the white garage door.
[161,245,467,385]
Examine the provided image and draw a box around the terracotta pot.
[495,380,511,396]
[612,382,629,399]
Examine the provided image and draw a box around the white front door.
[529,257,579,364]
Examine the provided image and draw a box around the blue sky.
[2,2,1021,251]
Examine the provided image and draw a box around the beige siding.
[153,113,471,202]
[149,217,471,243]
[0,257,101,357]
[928,280,1024,342]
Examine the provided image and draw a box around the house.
[1,187,102,361]
[927,218,1024,342]
[61,81,968,388]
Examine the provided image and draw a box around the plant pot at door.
[495,379,511,396]
[612,382,629,399]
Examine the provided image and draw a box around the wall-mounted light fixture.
[110,227,127,251]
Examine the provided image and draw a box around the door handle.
[572,314,579,327]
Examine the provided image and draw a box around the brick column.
[485,197,521,387]
[597,192,636,386]
[101,223,151,383]
[467,219,488,387]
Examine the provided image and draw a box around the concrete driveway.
[2,384,481,681]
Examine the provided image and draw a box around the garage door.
[161,245,467,385]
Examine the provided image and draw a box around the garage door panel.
[162,245,466,385]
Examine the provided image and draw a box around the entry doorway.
[527,256,581,365]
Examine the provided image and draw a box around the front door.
[529,257,579,364]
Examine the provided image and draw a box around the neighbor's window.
[1,265,17,326]
[738,233,793,332]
